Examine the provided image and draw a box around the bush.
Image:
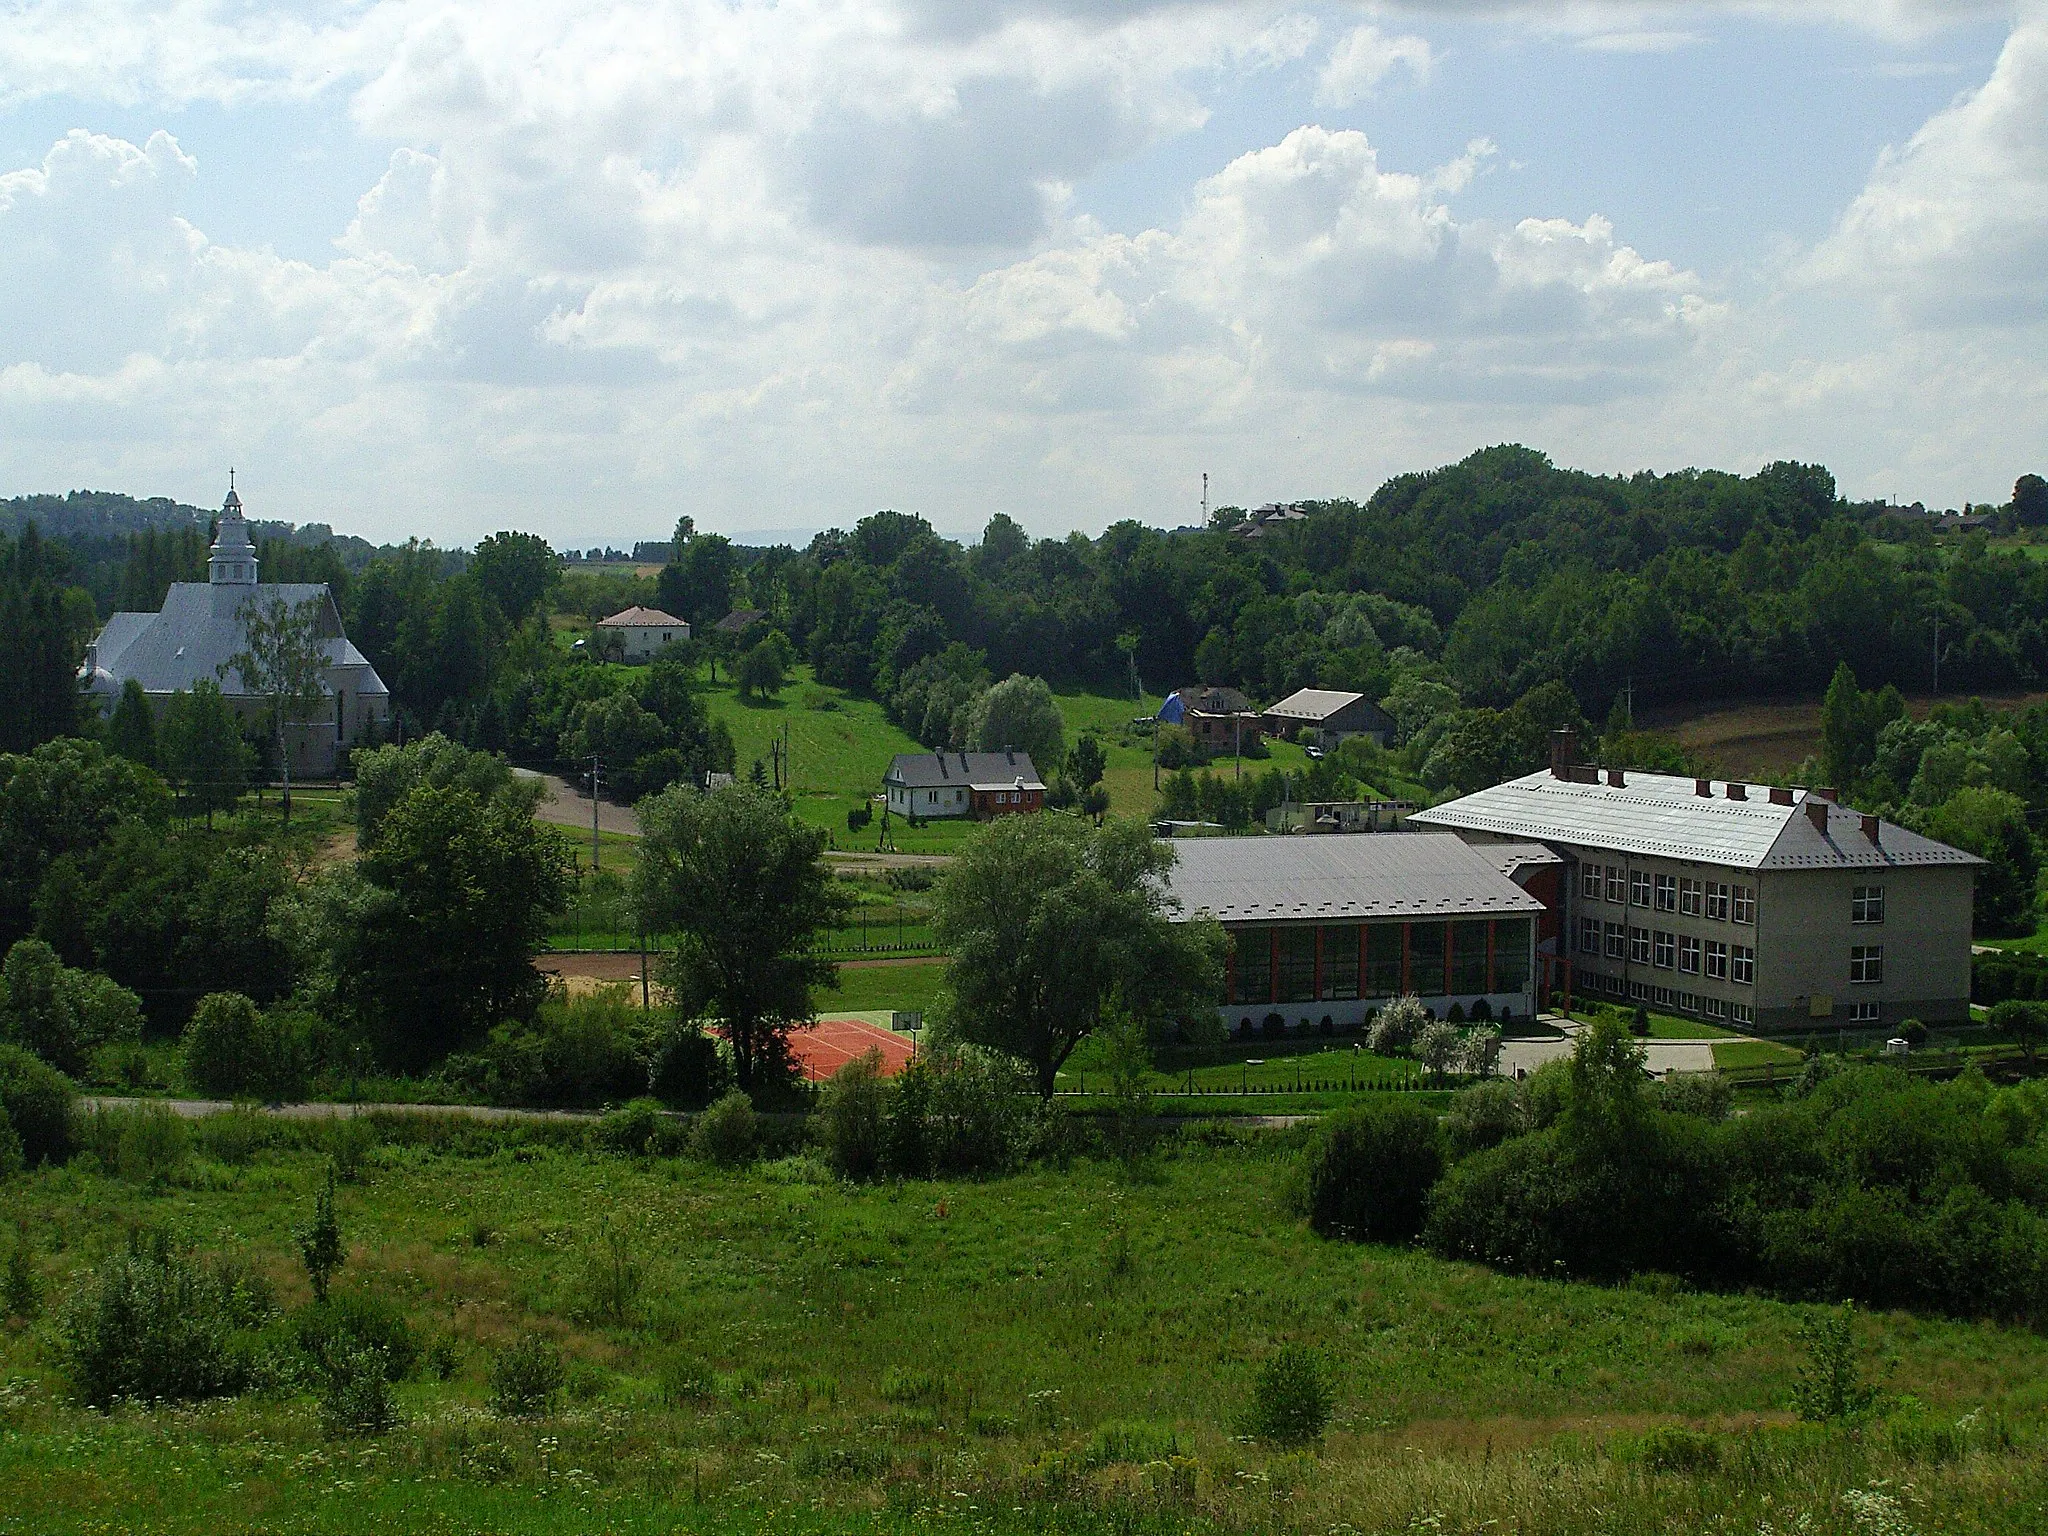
[1655,1071,1733,1122]
[445,984,650,1110]
[580,1228,642,1326]
[1898,1018,1929,1048]
[0,1041,73,1165]
[182,992,307,1101]
[1260,1012,1286,1040]
[691,1090,758,1166]
[490,1333,566,1417]
[1248,1346,1333,1446]
[0,1107,20,1182]
[0,940,142,1077]
[596,1097,668,1156]
[4,1230,41,1320]
[1638,1426,1723,1474]
[58,1232,272,1407]
[650,1024,729,1109]
[296,1289,418,1381]
[1415,1020,1463,1081]
[1367,994,1427,1056]
[1085,1419,1182,1467]
[818,1049,889,1179]
[1791,1305,1878,1422]
[321,1342,400,1437]
[1444,1079,1525,1159]
[114,1104,190,1186]
[1295,1099,1443,1242]
[913,1044,1033,1176]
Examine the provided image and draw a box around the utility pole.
[587,752,603,872]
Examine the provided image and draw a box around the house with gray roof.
[883,750,1044,820]
[1410,735,1981,1033]
[1262,687,1395,747]
[79,483,389,777]
[1163,831,1545,1032]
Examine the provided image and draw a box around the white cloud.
[1315,23,1434,106]
[1809,8,2048,325]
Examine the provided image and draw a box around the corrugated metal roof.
[1486,841,1564,877]
[1163,831,1545,925]
[1264,688,1365,722]
[90,583,389,699]
[1411,771,1981,872]
[885,751,1044,791]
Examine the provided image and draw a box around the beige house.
[595,606,690,662]
[1412,748,1980,1033]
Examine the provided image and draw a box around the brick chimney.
[1605,767,1626,788]
[1550,728,1578,781]
[1813,786,1839,802]
[1769,786,1793,805]
[1726,782,1748,801]
[1861,814,1882,847]
[1806,801,1829,834]
[1695,778,1713,797]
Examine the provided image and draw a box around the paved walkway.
[1498,1017,1721,1079]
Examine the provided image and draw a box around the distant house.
[1235,503,1311,539]
[78,483,389,776]
[1157,685,1263,755]
[884,751,1045,820]
[1263,688,1395,747]
[714,608,767,637]
[596,606,689,662]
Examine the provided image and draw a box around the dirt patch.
[1642,690,2048,781]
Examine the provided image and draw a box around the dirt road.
[516,768,642,837]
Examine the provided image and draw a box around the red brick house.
[884,751,1046,820]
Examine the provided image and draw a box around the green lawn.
[1713,1039,1807,1070]
[5,1129,2045,1534]
[823,958,949,1016]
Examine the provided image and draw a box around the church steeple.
[208,471,258,586]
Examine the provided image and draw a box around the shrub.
[297,1164,345,1302]
[0,1107,20,1182]
[296,1288,417,1381]
[182,993,309,1102]
[1248,1346,1333,1446]
[3,1230,41,1320]
[1260,1012,1286,1040]
[1295,1099,1443,1242]
[580,1228,643,1326]
[321,1342,400,1437]
[490,1333,566,1417]
[1460,1025,1503,1078]
[1367,994,1427,1056]
[1444,1079,1525,1159]
[0,1042,73,1165]
[1898,1018,1929,1048]
[1631,1006,1651,1037]
[446,984,650,1110]
[818,1049,889,1178]
[114,1104,190,1186]
[1416,1020,1463,1082]
[0,940,142,1076]
[649,1024,729,1109]
[1791,1305,1878,1422]
[914,1044,1032,1176]
[195,1107,280,1166]
[59,1232,271,1407]
[596,1097,667,1156]
[1655,1071,1733,1122]
[691,1090,758,1166]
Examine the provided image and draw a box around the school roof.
[1161,831,1545,925]
[597,606,686,628]
[884,751,1045,792]
[88,583,386,698]
[1410,770,1982,872]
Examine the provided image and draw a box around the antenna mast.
[1201,472,1209,525]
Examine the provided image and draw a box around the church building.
[79,482,391,777]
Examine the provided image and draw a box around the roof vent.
[1769,786,1794,805]
[1861,814,1882,847]
[1726,782,1748,801]
[1605,768,1625,788]
[1806,801,1829,834]
[1572,765,1599,785]
[1695,778,1712,797]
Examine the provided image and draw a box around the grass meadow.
[3,1122,2045,1535]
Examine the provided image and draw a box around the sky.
[0,1,2043,549]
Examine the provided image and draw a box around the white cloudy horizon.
[0,1,2043,548]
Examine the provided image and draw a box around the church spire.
[209,473,257,585]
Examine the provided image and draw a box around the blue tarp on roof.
[1156,693,1185,724]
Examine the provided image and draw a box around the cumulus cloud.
[1315,23,1434,105]
[1809,8,2048,325]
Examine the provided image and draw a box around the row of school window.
[1578,919,1755,983]
[1581,972,1756,1025]
[1230,919,1532,1006]
[1579,864,1755,923]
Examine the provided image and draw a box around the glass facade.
[1233,931,1270,1004]
[1364,924,1404,998]
[1493,918,1531,993]
[1451,921,1490,995]
[1321,924,1360,1000]
[1407,922,1447,995]
[1276,926,1318,1003]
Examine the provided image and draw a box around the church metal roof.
[90,582,388,699]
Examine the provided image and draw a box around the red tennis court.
[791,1016,917,1081]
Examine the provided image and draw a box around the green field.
[822,959,949,1016]
[1712,1039,1808,1070]
[5,1124,2045,1535]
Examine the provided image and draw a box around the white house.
[78,483,390,776]
[596,606,690,662]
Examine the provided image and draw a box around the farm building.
[1163,832,1546,1031]
[1410,733,1981,1032]
[595,606,690,661]
[78,483,389,776]
[1262,687,1395,747]
[883,751,1045,820]
[1157,684,1264,755]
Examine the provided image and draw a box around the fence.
[1061,1063,1432,1097]
[544,894,939,957]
